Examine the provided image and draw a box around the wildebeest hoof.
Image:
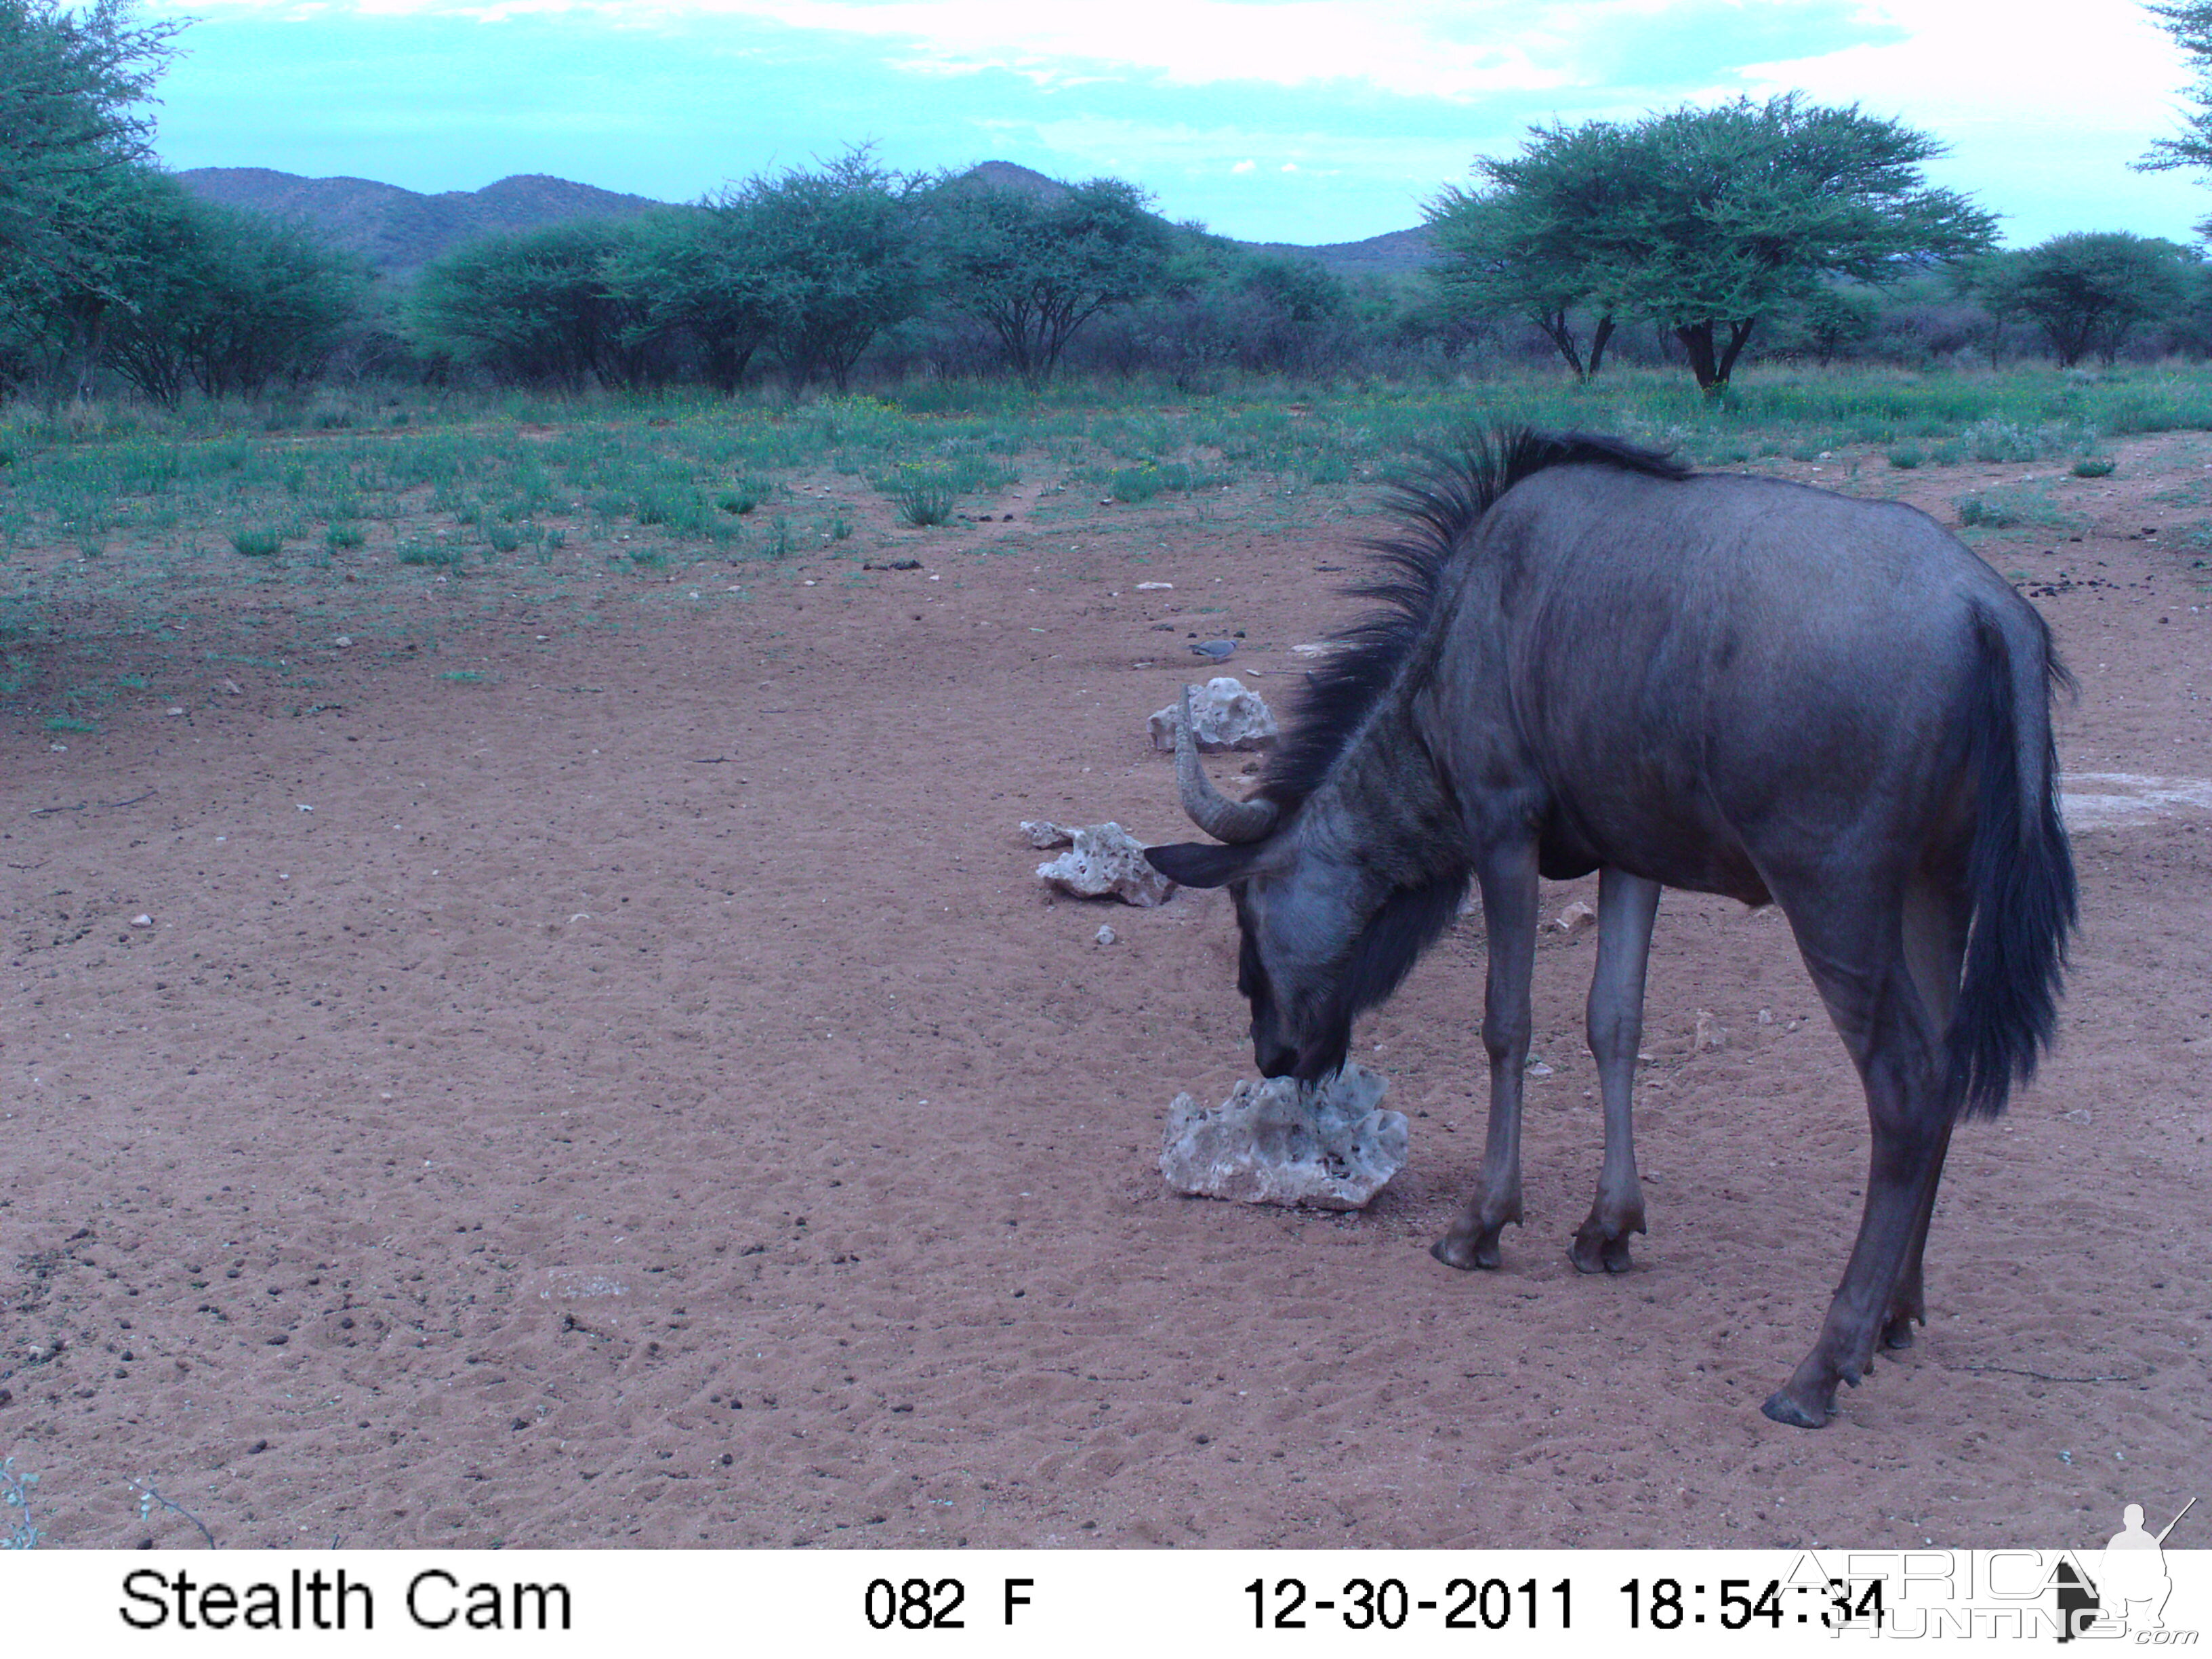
[1431,1233,1502,1271]
[1881,1292,1925,1350]
[1760,1389,1832,1429]
[1569,1224,1635,1275]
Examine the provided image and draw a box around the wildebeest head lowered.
[1145,430,2077,1428]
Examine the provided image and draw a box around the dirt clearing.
[3,432,2207,1549]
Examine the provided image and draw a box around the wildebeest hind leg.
[1571,867,1660,1274]
[1882,878,1968,1349]
[1434,838,1539,1272]
[1763,906,1948,1427]
[1881,1122,1952,1349]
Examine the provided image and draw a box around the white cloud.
[1231,159,1255,173]
[1734,0,2209,242]
[162,0,2200,121]
[164,0,1639,98]
[1738,0,2185,129]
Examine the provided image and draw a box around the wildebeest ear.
[1144,840,1262,888]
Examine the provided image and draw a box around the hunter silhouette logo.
[2056,1496,2197,1641]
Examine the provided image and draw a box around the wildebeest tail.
[1946,605,2077,1119]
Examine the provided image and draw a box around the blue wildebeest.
[1145,430,2076,1427]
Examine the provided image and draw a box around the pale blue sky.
[147,0,2212,247]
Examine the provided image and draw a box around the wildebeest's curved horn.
[1175,685,1279,844]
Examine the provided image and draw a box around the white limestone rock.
[1149,676,1278,753]
[1159,1063,1408,1210]
[1021,819,1074,849]
[1036,821,1175,907]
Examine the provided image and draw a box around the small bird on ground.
[1189,639,1237,661]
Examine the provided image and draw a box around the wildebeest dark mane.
[1256,428,1692,817]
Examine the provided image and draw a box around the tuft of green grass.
[44,714,98,733]
[230,527,283,558]
[2071,457,2116,478]
[397,541,463,570]
[440,670,487,683]
[718,477,773,514]
[1109,463,1165,501]
[895,480,956,527]
[1886,447,1924,470]
[1956,485,2072,531]
[325,523,365,550]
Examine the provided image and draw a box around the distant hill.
[948,161,1433,278]
[1246,226,1434,278]
[173,168,663,276]
[173,162,1432,281]
[948,160,1070,203]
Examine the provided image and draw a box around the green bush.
[1886,446,1924,469]
[398,541,463,569]
[230,527,283,557]
[2071,457,2116,478]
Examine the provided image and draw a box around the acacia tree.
[2140,1,2212,194]
[0,0,184,392]
[1439,96,1995,390]
[720,150,925,392]
[600,205,775,393]
[1427,121,1643,378]
[930,176,1171,387]
[1963,234,2192,367]
[410,221,663,389]
[106,188,368,403]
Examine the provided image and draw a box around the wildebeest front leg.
[1433,838,1539,1271]
[1570,868,1660,1275]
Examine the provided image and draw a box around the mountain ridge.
[176,167,664,276]
[173,163,1433,279]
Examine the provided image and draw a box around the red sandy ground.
[3,432,2207,1551]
